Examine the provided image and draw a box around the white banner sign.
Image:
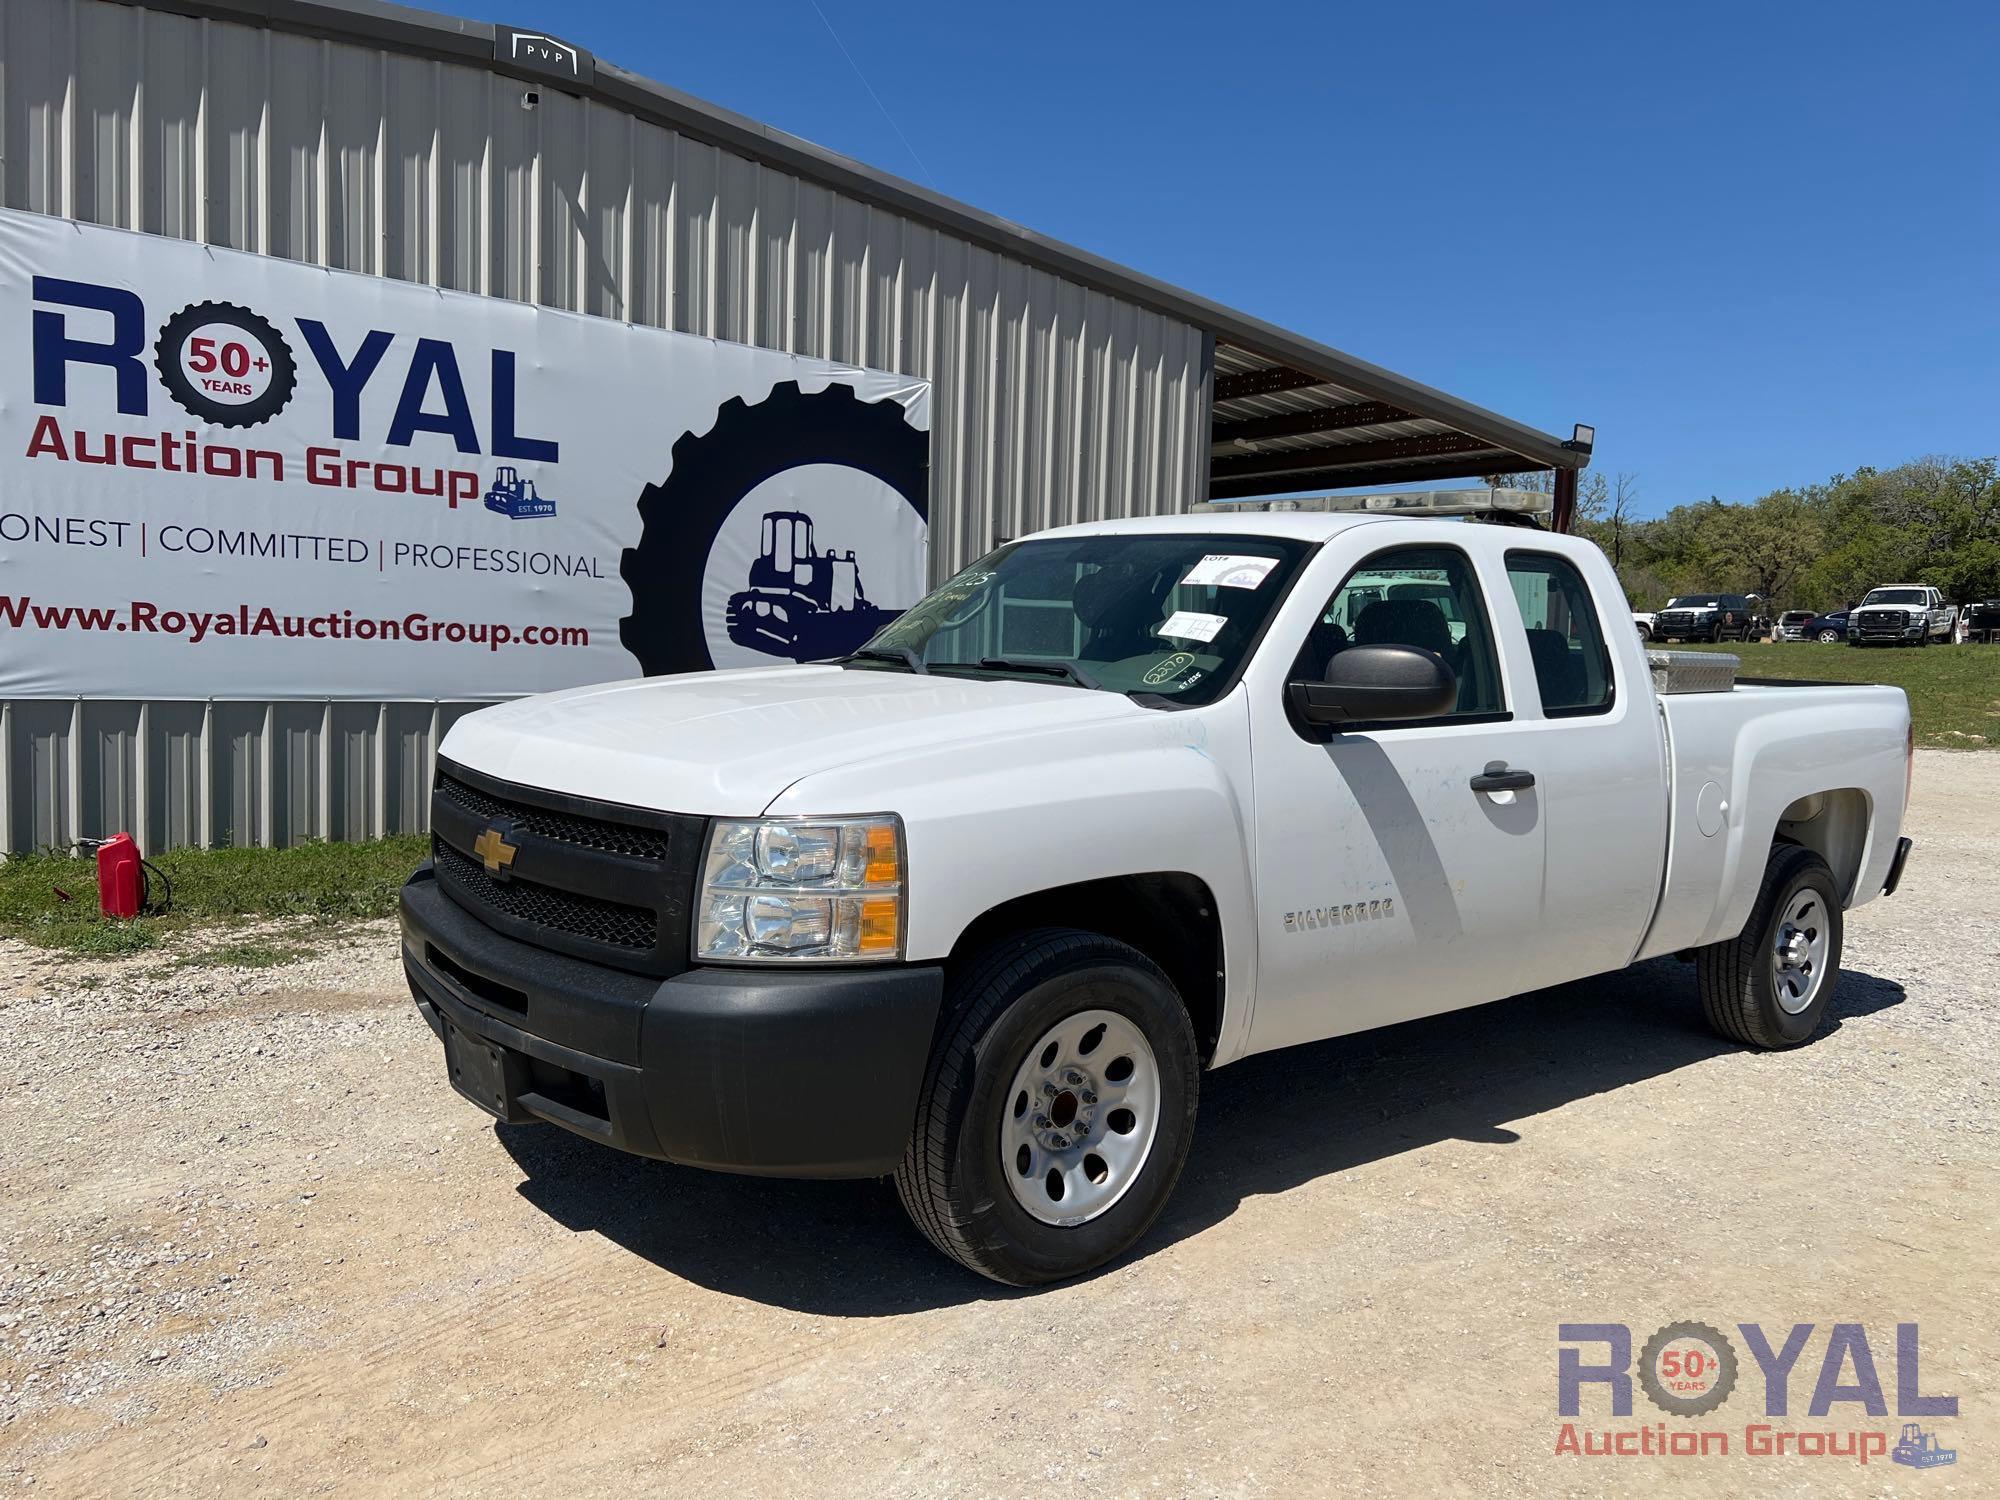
[0,210,930,698]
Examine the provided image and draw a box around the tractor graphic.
[726,510,896,662]
[1891,1424,1957,1468]
[484,465,557,519]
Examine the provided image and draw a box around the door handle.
[1470,765,1535,794]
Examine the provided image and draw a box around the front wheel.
[1696,843,1843,1049]
[1817,629,1840,643]
[895,929,1200,1285]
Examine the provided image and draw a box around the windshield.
[1666,595,1724,609]
[850,532,1314,705]
[1862,588,1928,606]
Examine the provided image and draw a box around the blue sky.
[478,1,1995,517]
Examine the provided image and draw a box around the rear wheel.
[895,929,1200,1286]
[1697,843,1843,1049]
[1816,628,1840,643]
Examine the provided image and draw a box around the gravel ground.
[2,750,1994,1497]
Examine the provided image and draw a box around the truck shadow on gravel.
[496,959,1904,1314]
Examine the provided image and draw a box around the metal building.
[0,0,1589,854]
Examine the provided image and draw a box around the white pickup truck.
[401,507,1916,1285]
[1848,584,1957,646]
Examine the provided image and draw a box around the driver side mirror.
[1288,644,1458,727]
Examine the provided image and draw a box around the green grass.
[1680,641,2000,748]
[0,834,428,956]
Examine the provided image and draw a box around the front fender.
[763,695,1261,1063]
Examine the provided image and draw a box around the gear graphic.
[152,300,297,428]
[1638,1320,1739,1417]
[617,380,928,676]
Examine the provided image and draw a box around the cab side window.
[1289,546,1504,720]
[1505,551,1614,715]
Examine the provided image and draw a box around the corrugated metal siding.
[0,698,483,853]
[0,0,1213,853]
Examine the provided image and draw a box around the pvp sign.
[0,210,930,700]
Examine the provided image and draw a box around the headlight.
[695,815,904,962]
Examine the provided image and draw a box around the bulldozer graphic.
[1891,1423,1957,1469]
[483,465,557,519]
[726,510,896,662]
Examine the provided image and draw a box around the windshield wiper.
[965,655,1102,690]
[841,645,929,674]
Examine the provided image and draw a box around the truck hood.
[440,666,1151,815]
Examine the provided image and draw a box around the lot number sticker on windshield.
[1157,610,1228,643]
[1180,554,1279,590]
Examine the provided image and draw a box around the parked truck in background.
[400,501,1916,1285]
[1959,598,2000,643]
[1848,585,1955,646]
[1653,592,1756,642]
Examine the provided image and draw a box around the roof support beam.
[1209,431,1504,484]
[1212,366,1324,403]
[1212,399,1418,447]
[1551,466,1579,535]
[1207,454,1548,502]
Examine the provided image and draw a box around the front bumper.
[1656,614,1716,636]
[1850,615,1923,642]
[400,866,944,1177]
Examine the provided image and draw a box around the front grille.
[436,773,673,860]
[1855,612,1909,635]
[429,757,704,976]
[433,839,657,951]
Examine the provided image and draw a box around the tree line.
[1498,455,2000,612]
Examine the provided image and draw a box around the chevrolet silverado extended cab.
[401,508,1916,1285]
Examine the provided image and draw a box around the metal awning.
[1208,341,1592,509]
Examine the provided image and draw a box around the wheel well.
[947,874,1225,1062]
[1776,788,1872,904]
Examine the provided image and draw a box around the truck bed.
[1638,680,1911,961]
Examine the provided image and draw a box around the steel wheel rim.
[1000,1008,1161,1227]
[1771,888,1830,1015]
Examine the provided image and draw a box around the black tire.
[1696,843,1843,1050]
[1817,629,1840,643]
[895,928,1200,1286]
[616,380,929,676]
[1710,621,1725,643]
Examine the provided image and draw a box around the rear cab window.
[1504,551,1615,716]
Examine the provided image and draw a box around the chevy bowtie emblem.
[472,824,519,877]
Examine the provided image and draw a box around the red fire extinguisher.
[95,832,148,919]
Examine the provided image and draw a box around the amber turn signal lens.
[857,897,900,952]
[863,822,900,885]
